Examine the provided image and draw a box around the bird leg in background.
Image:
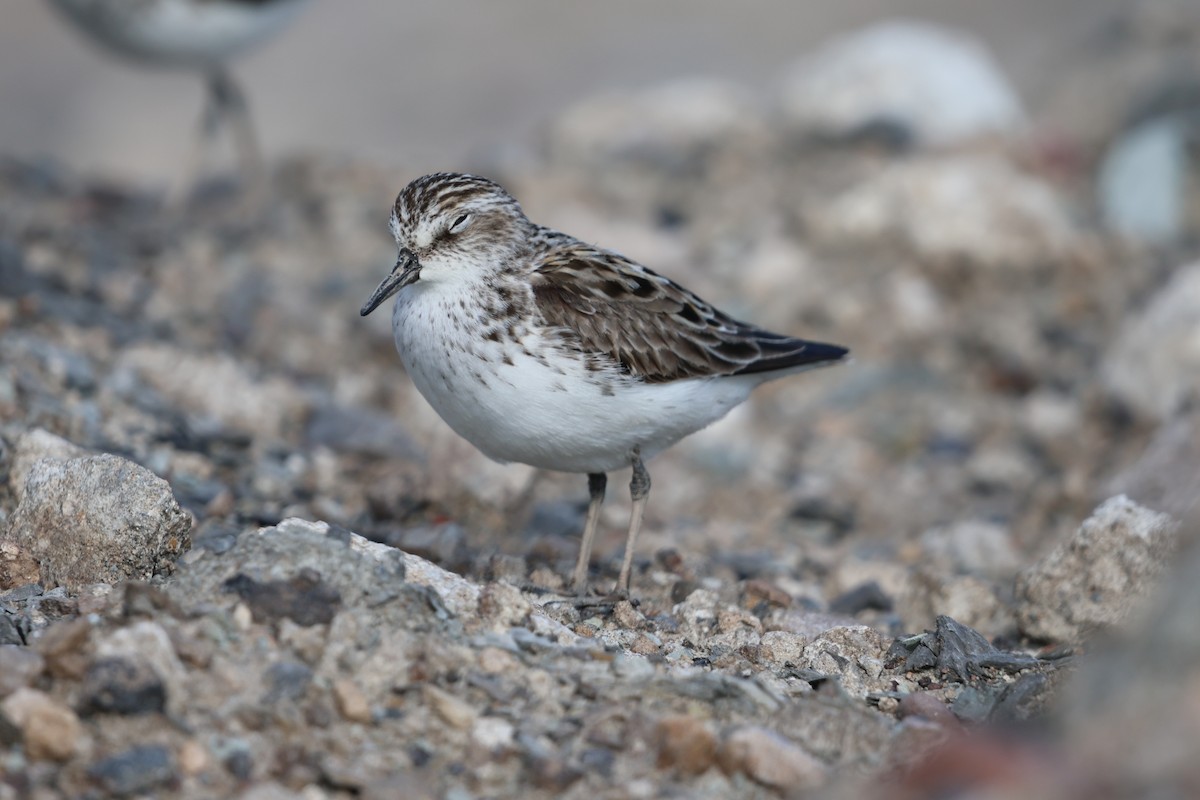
[171,68,266,209]
[616,449,650,594]
[572,472,607,592]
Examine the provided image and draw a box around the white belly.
[50,0,309,67]
[391,287,759,474]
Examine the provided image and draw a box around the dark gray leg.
[571,472,607,592]
[616,449,650,593]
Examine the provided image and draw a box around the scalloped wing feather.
[530,241,847,384]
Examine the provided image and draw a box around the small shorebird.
[361,172,848,593]
[48,0,310,199]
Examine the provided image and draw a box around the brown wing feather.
[529,241,846,384]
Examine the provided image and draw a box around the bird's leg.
[616,448,650,594]
[168,69,226,207]
[172,69,266,212]
[210,68,268,212]
[571,472,607,593]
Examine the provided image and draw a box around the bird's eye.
[448,213,472,234]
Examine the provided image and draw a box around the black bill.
[360,248,420,316]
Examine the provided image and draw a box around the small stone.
[223,568,341,627]
[0,646,44,696]
[0,539,40,592]
[612,599,645,629]
[178,739,209,777]
[1,687,83,762]
[829,581,894,615]
[80,656,167,715]
[88,744,175,797]
[263,661,313,703]
[1102,262,1200,421]
[611,653,655,681]
[655,714,718,775]
[740,579,792,611]
[332,678,371,723]
[94,621,187,716]
[424,685,476,729]
[476,646,519,675]
[716,726,827,791]
[36,617,91,680]
[897,692,959,727]
[471,716,516,752]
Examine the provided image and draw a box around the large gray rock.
[1015,496,1179,643]
[4,454,192,591]
[1102,262,1200,421]
[778,20,1025,147]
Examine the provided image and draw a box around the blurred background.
[0,0,1133,181]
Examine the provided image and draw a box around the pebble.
[80,656,167,715]
[332,678,372,724]
[0,646,43,697]
[1102,261,1200,421]
[1,688,83,762]
[655,714,718,775]
[716,726,827,791]
[87,744,175,797]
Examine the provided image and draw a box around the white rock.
[778,20,1025,146]
[810,155,1080,268]
[1099,116,1191,245]
[1102,262,1200,420]
[548,77,767,164]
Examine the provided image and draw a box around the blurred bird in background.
[47,0,310,205]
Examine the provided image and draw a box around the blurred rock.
[716,725,827,791]
[547,78,768,169]
[79,656,167,716]
[4,453,192,591]
[87,744,176,797]
[0,539,39,591]
[809,155,1081,268]
[0,646,43,697]
[1098,114,1197,244]
[920,520,1021,579]
[655,714,718,775]
[93,621,187,716]
[116,344,308,439]
[305,403,423,461]
[1,687,83,762]
[1106,409,1200,519]
[778,21,1024,147]
[7,428,86,503]
[1102,261,1200,420]
[1016,496,1180,642]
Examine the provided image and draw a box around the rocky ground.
[3,9,1200,800]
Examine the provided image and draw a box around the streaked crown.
[389,173,531,264]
